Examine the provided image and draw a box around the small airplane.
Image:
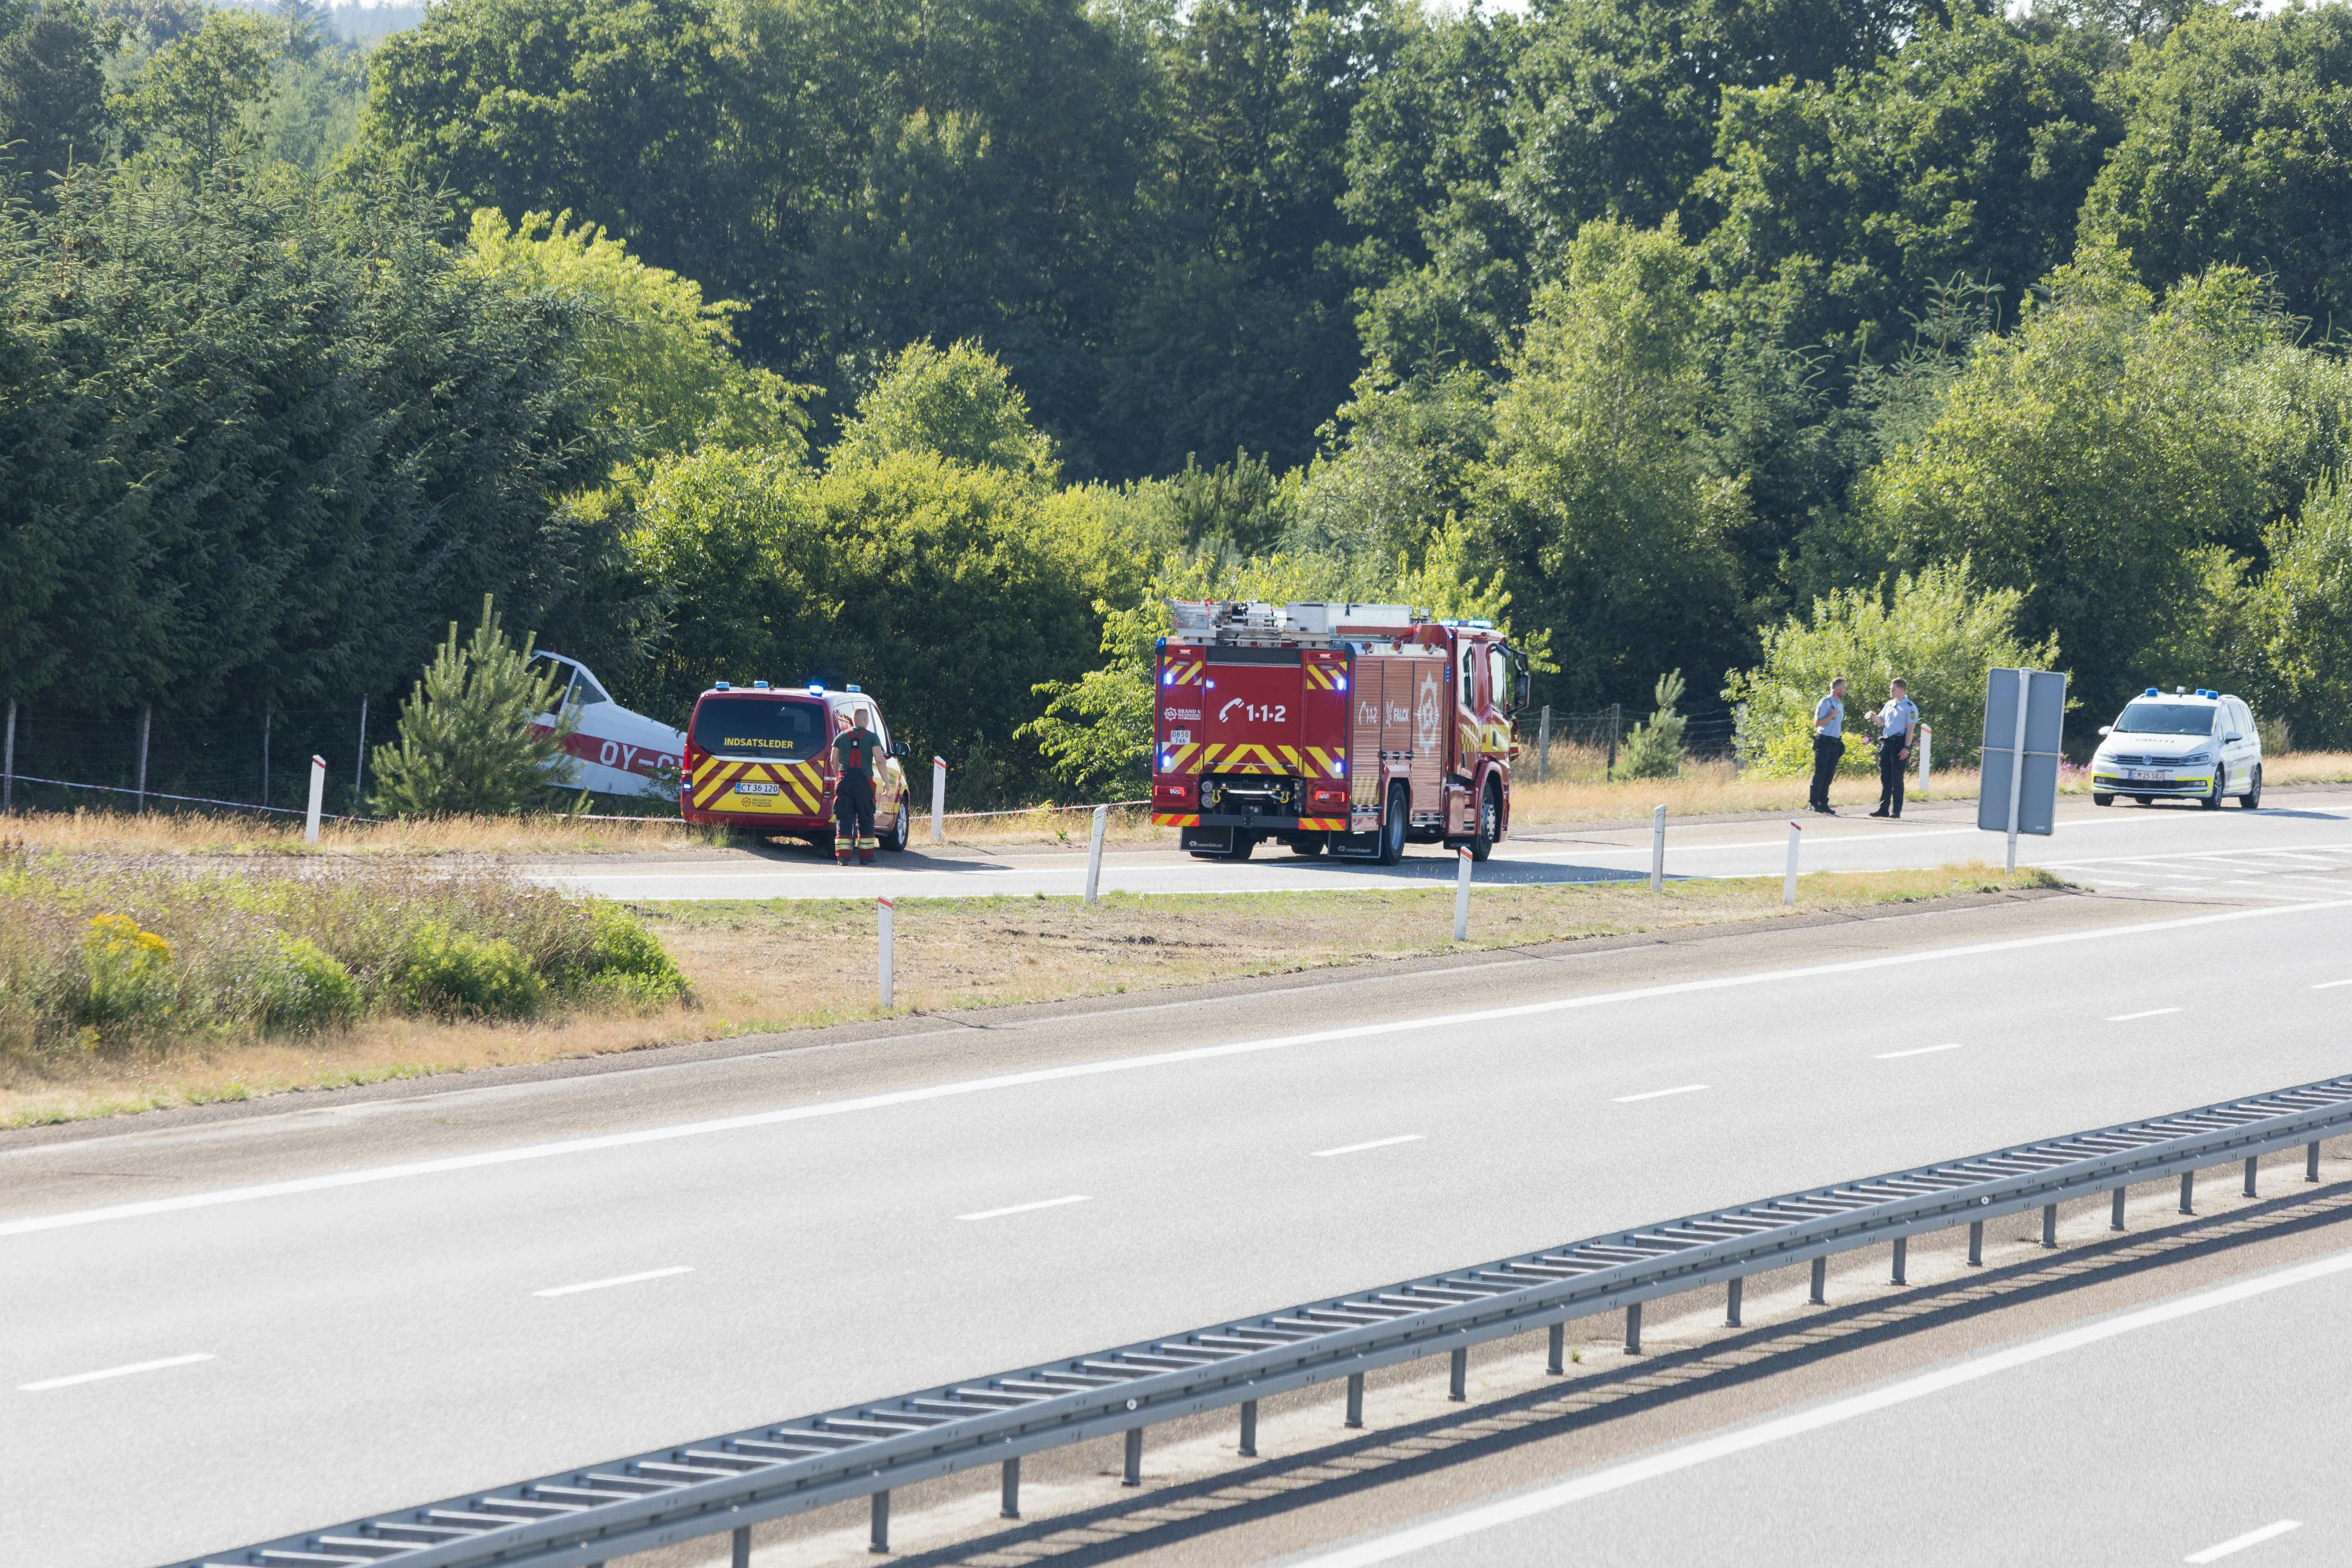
[529,652,687,799]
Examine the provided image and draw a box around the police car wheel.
[2092,792,2114,807]
[2201,767,2226,810]
[2240,764,2262,809]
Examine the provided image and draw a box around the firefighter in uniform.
[832,708,884,865]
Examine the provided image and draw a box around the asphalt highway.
[523,791,2352,902]
[11,892,2352,1566]
[1298,1245,2352,1568]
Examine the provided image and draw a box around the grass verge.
[1,862,2059,1129]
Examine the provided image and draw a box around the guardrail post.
[1783,821,1800,905]
[930,756,946,843]
[1809,1256,1827,1304]
[1891,1237,1907,1285]
[2244,1156,2259,1197]
[1085,804,1109,906]
[1448,1346,1468,1399]
[2112,1187,2127,1230]
[2179,1170,2196,1214]
[1968,1220,1983,1266]
[1649,804,1666,892]
[732,1524,751,1568]
[1454,846,1472,940]
[1239,1400,1257,1456]
[870,1490,889,1554]
[2041,1204,2057,1248]
[1123,1426,1143,1486]
[2310,1141,2323,1182]
[1724,1277,1743,1327]
[1623,1302,1641,1355]
[877,897,894,1008]
[1546,1323,1565,1374]
[1001,1457,1020,1518]
[1345,1372,1364,1428]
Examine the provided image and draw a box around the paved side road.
[522,792,2352,901]
[1292,1247,2352,1568]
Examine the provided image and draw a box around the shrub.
[390,921,545,1018]
[254,936,363,1035]
[78,914,177,1035]
[553,902,687,1006]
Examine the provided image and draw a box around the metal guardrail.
[167,1074,2352,1568]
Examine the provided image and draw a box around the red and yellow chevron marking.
[1159,742,1201,774]
[1153,812,1200,827]
[1162,659,1205,685]
[1199,743,1303,774]
[1304,664,1346,691]
[1304,745,1346,778]
[1298,816,1346,831]
[689,757,825,816]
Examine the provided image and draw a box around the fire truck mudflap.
[1151,600,1524,864]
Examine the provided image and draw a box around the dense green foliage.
[6,0,2352,804]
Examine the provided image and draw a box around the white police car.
[2090,688,2262,809]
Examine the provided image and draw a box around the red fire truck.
[1149,601,1528,863]
[680,681,911,850]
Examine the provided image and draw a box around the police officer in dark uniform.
[832,707,884,865]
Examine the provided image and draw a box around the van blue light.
[715,681,731,691]
[753,680,770,689]
[847,684,862,693]
[807,682,825,694]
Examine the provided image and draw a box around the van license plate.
[734,781,780,795]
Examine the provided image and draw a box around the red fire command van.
[1149,601,1528,863]
[681,681,911,849]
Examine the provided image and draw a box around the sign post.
[930,756,946,844]
[1978,668,2068,872]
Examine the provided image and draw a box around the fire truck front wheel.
[1470,779,1501,862]
[1377,784,1409,865]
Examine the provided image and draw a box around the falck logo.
[1415,682,1442,754]
[1165,707,1201,721]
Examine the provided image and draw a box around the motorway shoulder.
[0,885,2234,1221]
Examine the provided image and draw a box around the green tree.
[1724,560,2056,774]
[370,596,580,816]
[1469,218,1744,708]
[464,208,804,462]
[2264,469,2352,748]
[115,7,276,167]
[0,0,109,202]
[827,339,1054,481]
[1618,668,1689,778]
[2081,5,2352,334]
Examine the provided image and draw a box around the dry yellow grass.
[1512,758,1981,824]
[1,862,2058,1127]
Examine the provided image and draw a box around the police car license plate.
[2126,769,2168,781]
[733,781,780,795]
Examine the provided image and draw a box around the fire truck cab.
[1150,601,1528,864]
[680,682,911,849]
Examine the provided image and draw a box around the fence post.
[1535,705,1551,784]
[1606,703,1620,779]
[930,756,946,844]
[136,703,152,813]
[1084,803,1109,906]
[1783,821,1801,905]
[355,695,369,802]
[1918,724,1931,801]
[1649,804,1666,893]
[1454,845,1472,940]
[261,704,272,808]
[305,756,326,845]
[3,697,14,814]
[877,897,894,1008]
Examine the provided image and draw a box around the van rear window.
[694,697,827,759]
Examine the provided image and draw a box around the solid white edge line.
[18,1352,214,1392]
[1287,1251,2352,1568]
[2185,1519,2303,1564]
[957,1194,1092,1222]
[1312,1135,1427,1158]
[2108,1008,2186,1022]
[11,896,2352,1241]
[2312,979,2352,990]
[1611,1084,1709,1104]
[1874,1043,1966,1060]
[532,1265,694,1298]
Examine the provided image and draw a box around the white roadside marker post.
[1084,803,1109,907]
[1784,821,1801,905]
[304,755,326,845]
[1649,804,1666,893]
[1918,724,1931,801]
[930,756,946,844]
[1454,845,1472,940]
[877,896,894,1007]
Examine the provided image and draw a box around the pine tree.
[1620,669,1689,779]
[369,596,578,816]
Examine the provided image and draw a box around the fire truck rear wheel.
[1377,784,1409,865]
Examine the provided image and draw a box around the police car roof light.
[2145,688,2159,696]
[846,684,862,693]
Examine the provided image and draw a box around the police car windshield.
[2115,701,2217,737]
[694,697,825,759]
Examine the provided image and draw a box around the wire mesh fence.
[0,698,395,820]
[1522,704,1741,784]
